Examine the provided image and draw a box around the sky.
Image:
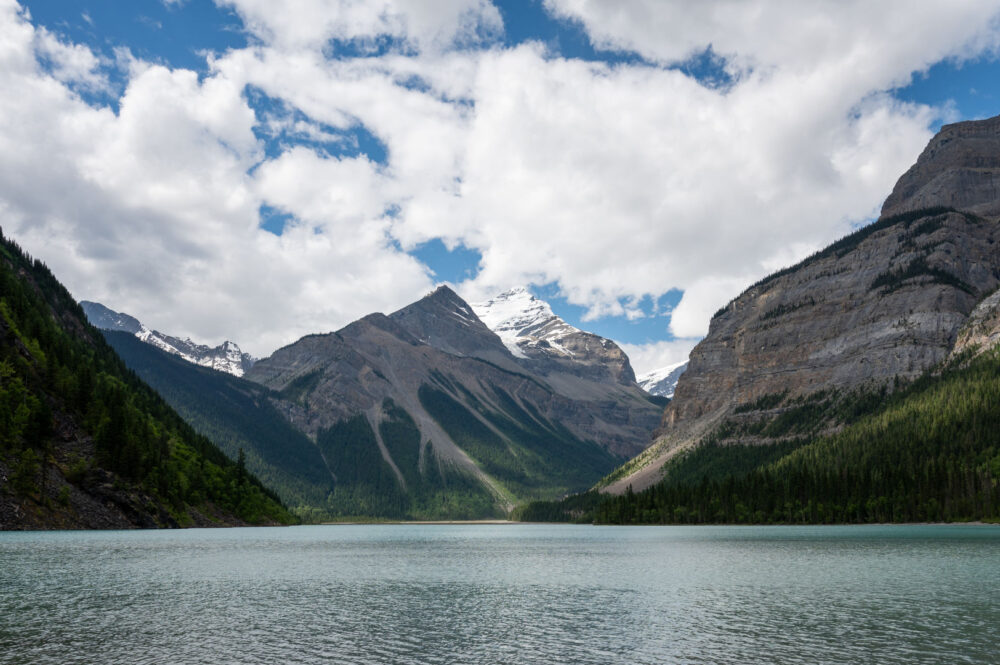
[3,0,1000,375]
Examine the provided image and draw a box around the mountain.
[101,330,333,512]
[593,113,1000,498]
[80,301,255,377]
[471,287,638,385]
[590,345,1000,524]
[637,361,688,398]
[239,285,661,519]
[517,115,1000,525]
[0,229,294,529]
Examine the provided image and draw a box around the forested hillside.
[103,331,332,512]
[0,229,294,528]
[518,348,1000,524]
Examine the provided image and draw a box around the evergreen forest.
[517,349,1000,524]
[0,228,294,527]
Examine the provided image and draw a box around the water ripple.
[1,525,998,664]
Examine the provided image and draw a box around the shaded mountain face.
[0,231,292,529]
[244,285,661,516]
[604,115,1000,494]
[101,330,332,511]
[81,301,255,377]
[637,361,688,398]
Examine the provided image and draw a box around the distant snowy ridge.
[471,286,585,360]
[637,361,688,398]
[80,301,255,377]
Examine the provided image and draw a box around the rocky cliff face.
[605,115,1000,494]
[952,288,1000,357]
[246,286,661,510]
[881,115,1000,219]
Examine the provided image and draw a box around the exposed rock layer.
[882,115,1000,219]
[605,115,1000,494]
[952,288,1000,357]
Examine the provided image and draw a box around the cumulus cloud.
[620,339,700,377]
[0,1,433,355]
[2,0,1000,360]
[217,0,503,52]
[34,26,109,90]
[544,0,1000,73]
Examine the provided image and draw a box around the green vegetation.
[0,228,294,526]
[732,390,789,414]
[279,369,325,405]
[870,254,974,295]
[311,402,498,521]
[513,491,603,523]
[647,394,670,408]
[579,349,1000,524]
[318,414,407,517]
[103,330,332,510]
[418,382,619,501]
[760,298,815,321]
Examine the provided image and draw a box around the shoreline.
[314,520,998,527]
[320,519,518,525]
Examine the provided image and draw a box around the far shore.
[315,519,997,527]
[320,519,519,525]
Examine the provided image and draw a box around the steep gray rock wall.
[952,288,1000,357]
[881,115,1000,218]
[666,210,996,427]
[605,114,1000,494]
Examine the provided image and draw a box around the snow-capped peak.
[81,301,255,378]
[471,287,582,359]
[637,360,688,398]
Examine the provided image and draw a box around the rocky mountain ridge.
[243,285,661,516]
[81,301,256,377]
[604,115,1000,494]
[471,287,638,386]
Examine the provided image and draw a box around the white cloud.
[217,0,502,52]
[620,339,699,377]
[2,0,1000,358]
[544,0,1000,74]
[34,26,109,90]
[0,1,433,355]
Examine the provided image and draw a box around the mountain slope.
[81,301,255,377]
[603,114,1000,496]
[101,330,332,511]
[0,229,294,529]
[593,347,1000,524]
[243,286,661,518]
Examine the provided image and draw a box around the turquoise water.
[1,524,997,664]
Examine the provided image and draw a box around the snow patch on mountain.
[637,360,688,398]
[81,301,255,377]
[471,286,581,359]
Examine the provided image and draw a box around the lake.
[1,524,997,664]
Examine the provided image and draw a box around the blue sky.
[7,0,1000,371]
